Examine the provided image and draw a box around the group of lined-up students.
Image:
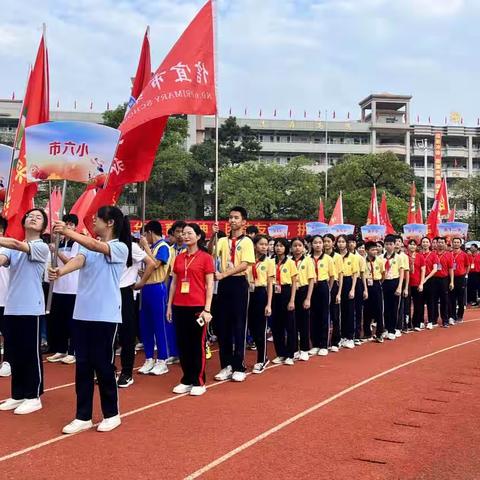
[0,204,477,435]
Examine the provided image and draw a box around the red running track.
[1,313,480,479]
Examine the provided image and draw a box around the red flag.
[448,204,456,222]
[415,201,423,224]
[426,198,440,239]
[437,177,449,217]
[119,1,216,135]
[317,199,325,223]
[3,32,49,239]
[379,192,395,234]
[45,187,62,233]
[83,185,124,236]
[70,187,96,235]
[406,181,417,224]
[366,184,379,224]
[329,192,344,226]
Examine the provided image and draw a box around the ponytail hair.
[97,205,132,267]
[185,223,208,252]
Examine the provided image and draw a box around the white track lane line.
[184,336,480,479]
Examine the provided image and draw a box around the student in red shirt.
[167,223,215,397]
[419,237,439,329]
[432,237,454,328]
[467,243,479,305]
[407,240,426,331]
[449,238,470,323]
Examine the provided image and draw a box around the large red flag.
[379,192,395,234]
[83,185,123,236]
[415,201,423,224]
[317,199,325,223]
[329,192,344,226]
[448,204,456,222]
[437,177,450,217]
[3,33,49,238]
[426,199,440,239]
[366,184,379,224]
[70,187,97,235]
[45,187,62,233]
[406,181,417,224]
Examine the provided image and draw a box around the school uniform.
[49,240,79,355]
[247,256,274,365]
[432,251,454,326]
[382,253,402,334]
[408,253,426,329]
[118,242,146,377]
[467,252,480,304]
[329,252,344,347]
[216,235,255,373]
[293,256,315,353]
[310,254,335,349]
[271,257,298,359]
[340,252,359,341]
[419,251,440,325]
[172,250,215,386]
[363,256,385,338]
[0,265,9,364]
[449,250,469,321]
[73,239,128,421]
[0,240,49,400]
[140,239,177,360]
[395,251,410,331]
[354,253,366,339]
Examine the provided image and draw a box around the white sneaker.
[165,356,180,365]
[138,358,155,374]
[214,365,233,381]
[395,329,402,338]
[272,356,285,364]
[308,347,320,356]
[61,355,76,365]
[293,351,300,360]
[284,357,294,366]
[190,385,206,396]
[172,383,193,394]
[381,331,388,339]
[150,360,169,376]
[62,418,93,434]
[354,339,362,346]
[426,323,433,330]
[330,346,339,353]
[14,398,42,415]
[299,351,309,361]
[0,361,11,377]
[0,398,25,411]
[232,371,247,382]
[344,340,355,349]
[318,348,328,356]
[420,322,425,329]
[448,318,455,326]
[414,327,422,332]
[387,333,396,341]
[252,361,269,374]
[135,342,144,351]
[97,414,121,432]
[46,352,66,363]
[339,338,346,347]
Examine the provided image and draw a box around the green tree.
[102,104,127,128]
[451,175,480,238]
[218,157,322,219]
[325,152,419,229]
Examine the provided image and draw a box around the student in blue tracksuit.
[138,221,177,376]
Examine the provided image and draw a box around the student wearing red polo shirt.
[419,237,439,330]
[167,223,214,397]
[407,240,426,331]
[449,238,470,323]
[432,237,454,328]
[467,243,480,305]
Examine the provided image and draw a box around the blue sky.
[1,0,479,123]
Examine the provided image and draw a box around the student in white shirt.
[46,214,80,365]
[0,216,10,378]
[0,209,50,415]
[49,206,129,434]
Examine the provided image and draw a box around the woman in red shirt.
[407,240,426,331]
[167,223,215,397]
[419,237,439,329]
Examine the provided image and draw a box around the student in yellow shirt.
[382,234,404,340]
[394,235,410,335]
[309,235,335,357]
[247,235,274,374]
[323,234,343,352]
[363,241,385,342]
[271,238,298,366]
[291,237,315,361]
[213,207,255,383]
[336,234,359,350]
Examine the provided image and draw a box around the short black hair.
[346,234,356,243]
[145,220,163,236]
[63,213,79,226]
[246,225,259,235]
[230,206,248,220]
[435,236,447,243]
[384,234,396,244]
[0,216,8,233]
[172,220,187,232]
[167,227,174,236]
[217,230,227,239]
[365,241,377,251]
[22,208,48,233]
[356,240,365,248]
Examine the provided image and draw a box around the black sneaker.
[117,373,134,388]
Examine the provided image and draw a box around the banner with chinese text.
[434,132,442,195]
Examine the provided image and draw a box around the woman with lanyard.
[0,209,49,415]
[419,237,439,330]
[49,206,130,434]
[323,234,343,352]
[290,237,315,361]
[247,234,274,374]
[309,235,335,356]
[336,234,359,350]
[167,223,214,396]
[407,239,426,332]
[271,238,298,366]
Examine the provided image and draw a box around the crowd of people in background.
[0,205,479,434]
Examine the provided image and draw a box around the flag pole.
[141,181,146,234]
[47,180,53,234]
[213,0,219,224]
[324,109,328,202]
[46,179,67,313]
